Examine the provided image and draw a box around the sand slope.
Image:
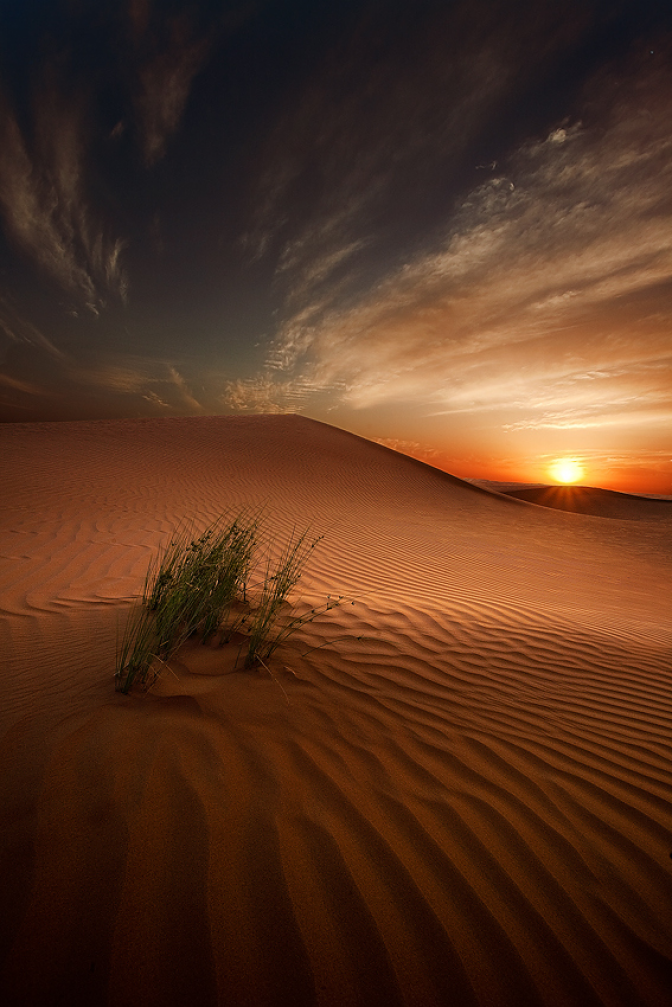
[1,415,671,1006]
[502,485,672,521]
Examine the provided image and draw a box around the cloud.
[242,4,515,282]
[374,436,440,464]
[221,375,324,414]
[63,356,204,412]
[0,287,204,414]
[0,299,66,362]
[165,365,203,412]
[0,371,43,396]
[142,390,170,409]
[243,0,594,304]
[0,303,63,408]
[255,43,672,435]
[129,5,214,166]
[0,75,128,310]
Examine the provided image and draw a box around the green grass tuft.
[115,511,351,694]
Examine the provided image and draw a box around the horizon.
[3,409,671,498]
[1,1,671,495]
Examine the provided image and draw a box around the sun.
[548,458,585,485]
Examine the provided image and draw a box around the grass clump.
[147,514,258,651]
[115,511,349,694]
[243,528,321,668]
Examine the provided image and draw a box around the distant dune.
[1,415,671,1007]
[500,484,672,521]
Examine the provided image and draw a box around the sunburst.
[548,458,585,484]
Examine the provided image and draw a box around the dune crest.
[1,415,671,1006]
[502,484,672,521]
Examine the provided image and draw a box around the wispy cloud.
[243,1,591,306]
[64,356,204,412]
[0,298,66,362]
[142,390,170,409]
[166,365,203,412]
[256,44,672,433]
[220,374,329,414]
[0,371,43,396]
[0,74,128,311]
[0,301,64,407]
[129,6,213,167]
[242,7,510,284]
[373,436,440,465]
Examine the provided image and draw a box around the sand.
[501,485,672,521]
[1,414,671,1007]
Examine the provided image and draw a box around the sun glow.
[549,458,585,484]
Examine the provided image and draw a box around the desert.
[1,414,671,1007]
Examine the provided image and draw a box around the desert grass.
[115,601,159,695]
[146,513,258,650]
[115,512,351,693]
[243,527,322,667]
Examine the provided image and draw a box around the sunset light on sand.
[2,414,671,1006]
[1,4,672,1006]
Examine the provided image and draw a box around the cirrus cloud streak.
[258,48,672,443]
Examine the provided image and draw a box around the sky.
[0,0,671,493]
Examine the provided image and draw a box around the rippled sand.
[1,415,671,1006]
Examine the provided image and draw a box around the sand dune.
[1,415,671,1006]
[501,485,672,521]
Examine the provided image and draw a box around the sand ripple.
[1,416,671,1006]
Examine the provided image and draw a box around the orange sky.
[344,405,671,496]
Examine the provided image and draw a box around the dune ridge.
[500,485,672,521]
[1,415,671,1006]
